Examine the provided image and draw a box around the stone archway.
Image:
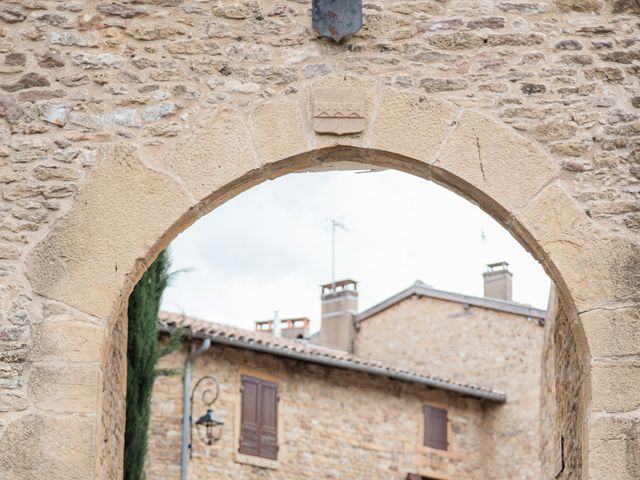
[9,79,640,480]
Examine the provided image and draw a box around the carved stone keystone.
[313,88,365,135]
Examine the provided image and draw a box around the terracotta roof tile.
[158,311,506,402]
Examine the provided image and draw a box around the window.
[239,375,279,460]
[423,405,448,450]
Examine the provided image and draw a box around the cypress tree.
[124,250,171,480]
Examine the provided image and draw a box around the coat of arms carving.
[313,88,365,136]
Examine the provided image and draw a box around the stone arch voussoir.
[21,80,640,480]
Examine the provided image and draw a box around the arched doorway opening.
[148,166,554,479]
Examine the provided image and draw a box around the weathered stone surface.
[435,110,558,216]
[126,23,184,40]
[165,108,258,200]
[37,50,65,69]
[5,52,26,66]
[97,3,149,18]
[599,50,640,64]
[612,0,640,13]
[535,121,577,141]
[585,66,624,82]
[588,416,640,480]
[466,17,505,29]
[0,414,96,479]
[165,40,220,55]
[30,364,99,412]
[497,2,547,13]
[427,32,483,50]
[70,52,125,69]
[249,100,309,164]
[581,309,639,360]
[521,83,546,95]
[0,5,26,24]
[103,108,138,127]
[557,0,603,11]
[0,391,28,412]
[50,31,94,47]
[33,165,80,182]
[17,89,65,103]
[515,184,639,311]
[226,42,271,62]
[555,39,583,50]
[591,362,640,412]
[420,77,469,92]
[142,103,177,122]
[486,33,545,46]
[40,104,70,127]
[0,72,50,92]
[34,13,69,28]
[214,0,262,18]
[26,144,194,317]
[371,88,457,165]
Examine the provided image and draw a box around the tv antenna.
[327,218,348,288]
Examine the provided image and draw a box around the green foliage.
[124,250,184,480]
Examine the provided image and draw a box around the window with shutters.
[239,375,279,460]
[423,405,448,451]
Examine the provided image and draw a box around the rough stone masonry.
[0,0,638,479]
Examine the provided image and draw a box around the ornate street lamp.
[189,375,224,457]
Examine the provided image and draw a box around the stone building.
[149,264,546,479]
[0,0,639,478]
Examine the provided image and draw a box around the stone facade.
[148,281,546,479]
[0,0,637,478]
[355,292,545,479]
[148,339,493,480]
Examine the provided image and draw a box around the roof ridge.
[354,283,547,324]
[157,311,506,402]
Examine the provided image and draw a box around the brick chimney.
[255,316,310,339]
[483,262,513,301]
[319,279,358,352]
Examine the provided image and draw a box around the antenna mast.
[330,218,347,288]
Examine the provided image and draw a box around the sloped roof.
[355,281,547,325]
[158,311,506,402]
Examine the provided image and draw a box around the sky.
[161,169,550,332]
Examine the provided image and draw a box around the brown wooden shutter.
[424,405,448,450]
[258,380,278,460]
[239,376,260,456]
[239,375,278,460]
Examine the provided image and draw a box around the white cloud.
[162,170,550,332]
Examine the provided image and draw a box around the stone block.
[515,184,640,313]
[581,307,640,358]
[303,75,377,151]
[26,144,193,318]
[590,362,640,412]
[434,110,558,218]
[32,321,104,362]
[30,363,99,413]
[249,100,310,165]
[371,88,457,167]
[166,108,259,201]
[0,414,96,479]
[588,416,640,480]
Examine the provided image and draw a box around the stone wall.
[0,0,638,478]
[147,339,496,480]
[355,295,544,479]
[540,286,586,479]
